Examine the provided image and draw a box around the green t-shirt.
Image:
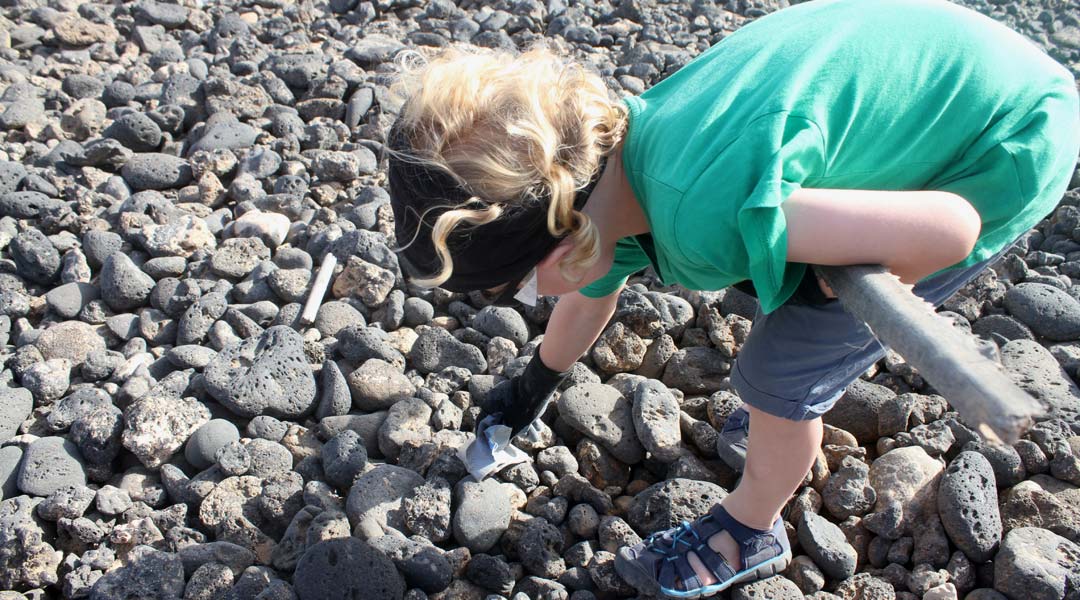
[581,0,1080,313]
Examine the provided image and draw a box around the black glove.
[479,348,569,437]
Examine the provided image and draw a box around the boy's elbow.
[942,192,982,264]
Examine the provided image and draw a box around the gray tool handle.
[814,264,1044,445]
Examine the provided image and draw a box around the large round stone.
[17,436,87,497]
[452,478,512,554]
[204,325,317,418]
[346,464,423,533]
[558,383,645,464]
[1004,282,1080,341]
[294,537,404,600]
[994,527,1080,600]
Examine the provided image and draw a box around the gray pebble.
[62,74,105,99]
[632,379,682,462]
[45,282,99,319]
[472,306,529,347]
[215,440,251,476]
[993,527,1079,600]
[321,430,368,489]
[409,326,487,375]
[245,438,292,479]
[938,451,1002,563]
[453,478,512,553]
[403,297,434,327]
[11,228,60,284]
[316,360,352,420]
[0,386,32,441]
[0,161,26,193]
[368,535,452,594]
[69,405,124,466]
[204,325,317,418]
[347,463,424,533]
[314,301,366,338]
[1004,282,1080,341]
[247,415,289,442]
[185,419,241,470]
[82,230,123,270]
[403,478,452,542]
[0,191,65,219]
[797,511,857,580]
[558,383,645,464]
[17,436,87,497]
[46,388,111,432]
[104,112,162,152]
[121,153,193,190]
[88,546,184,600]
[293,537,405,600]
[347,358,415,411]
[188,114,258,154]
[337,324,402,365]
[0,445,21,498]
[100,253,155,311]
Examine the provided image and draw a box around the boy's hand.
[817,274,837,299]
[478,347,569,437]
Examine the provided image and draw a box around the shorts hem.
[730,360,835,422]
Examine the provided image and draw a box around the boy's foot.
[716,406,750,472]
[614,504,790,599]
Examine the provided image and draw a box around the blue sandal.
[614,504,791,599]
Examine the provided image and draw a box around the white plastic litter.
[459,414,535,481]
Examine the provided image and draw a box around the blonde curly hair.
[387,42,629,288]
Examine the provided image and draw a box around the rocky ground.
[0,0,1077,599]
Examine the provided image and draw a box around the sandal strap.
[674,554,703,590]
[708,504,783,571]
[693,540,737,582]
[658,553,702,591]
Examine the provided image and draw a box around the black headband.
[387,118,605,292]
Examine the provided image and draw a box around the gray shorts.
[729,246,1014,421]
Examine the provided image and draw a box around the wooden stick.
[300,253,338,326]
[816,264,1043,445]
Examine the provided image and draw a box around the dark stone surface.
[293,537,405,600]
[204,325,317,418]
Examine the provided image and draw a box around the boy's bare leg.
[686,404,823,585]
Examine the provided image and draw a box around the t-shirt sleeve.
[680,112,826,313]
[579,236,651,298]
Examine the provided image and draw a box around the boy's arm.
[479,289,619,436]
[782,188,982,284]
[539,289,620,371]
